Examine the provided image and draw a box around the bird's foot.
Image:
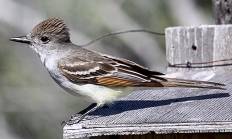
[61,114,82,126]
[61,119,81,126]
[61,103,102,126]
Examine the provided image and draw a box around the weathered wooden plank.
[166,25,232,73]
[91,133,232,139]
[64,121,232,139]
[212,0,232,24]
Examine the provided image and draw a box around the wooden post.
[212,0,232,24]
[165,25,232,73]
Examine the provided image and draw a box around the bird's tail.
[151,77,226,90]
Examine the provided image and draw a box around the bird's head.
[10,18,71,55]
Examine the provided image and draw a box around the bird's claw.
[61,114,83,126]
[61,120,67,126]
[61,119,78,126]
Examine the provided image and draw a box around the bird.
[10,18,225,124]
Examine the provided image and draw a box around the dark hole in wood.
[227,7,231,13]
[192,44,197,50]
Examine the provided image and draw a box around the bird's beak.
[10,36,31,44]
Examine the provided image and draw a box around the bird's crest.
[30,18,70,42]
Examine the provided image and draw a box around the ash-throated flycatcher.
[10,18,225,124]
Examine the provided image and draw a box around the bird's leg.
[76,103,98,115]
[76,103,102,122]
[62,103,103,126]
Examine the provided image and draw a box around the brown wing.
[99,52,164,76]
[59,59,117,84]
[58,49,165,87]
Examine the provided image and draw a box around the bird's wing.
[58,50,165,87]
[99,52,164,76]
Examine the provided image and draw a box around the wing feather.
[58,49,164,87]
[96,77,140,86]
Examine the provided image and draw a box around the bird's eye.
[40,36,50,43]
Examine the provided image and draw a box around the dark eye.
[40,36,50,43]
